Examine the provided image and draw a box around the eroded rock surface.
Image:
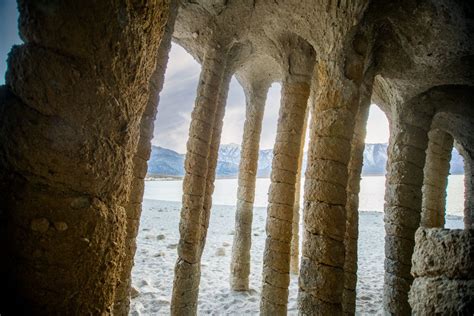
[409,228,474,314]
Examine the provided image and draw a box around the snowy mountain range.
[147,143,464,178]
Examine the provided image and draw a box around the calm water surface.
[144,175,465,216]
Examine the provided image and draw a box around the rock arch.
[0,1,473,315]
[230,55,281,291]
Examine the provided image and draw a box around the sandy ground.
[130,199,464,315]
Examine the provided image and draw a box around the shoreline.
[144,173,465,181]
[130,199,464,315]
[139,198,465,220]
[142,176,466,218]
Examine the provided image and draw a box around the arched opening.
[429,105,474,230]
[0,2,472,315]
[131,42,287,314]
[360,104,467,314]
[355,104,390,313]
[134,86,426,314]
[199,82,283,314]
[445,145,466,229]
[130,42,202,314]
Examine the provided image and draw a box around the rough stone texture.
[422,86,474,228]
[171,38,255,314]
[464,158,474,229]
[200,72,232,253]
[231,81,270,291]
[409,228,474,314]
[171,45,228,315]
[383,100,433,315]
[410,277,474,315]
[260,35,314,316]
[411,228,474,280]
[342,81,373,315]
[298,2,371,314]
[290,109,308,275]
[421,129,453,228]
[0,1,169,314]
[114,3,178,315]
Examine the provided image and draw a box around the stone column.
[464,158,474,229]
[171,43,228,316]
[260,76,311,315]
[383,107,432,315]
[342,83,372,314]
[409,228,474,314]
[290,109,309,275]
[200,72,233,253]
[230,81,270,291]
[0,1,169,314]
[114,2,178,314]
[260,38,314,314]
[298,35,370,316]
[295,3,370,314]
[298,63,363,314]
[421,129,453,228]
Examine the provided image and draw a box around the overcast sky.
[158,44,389,153]
[1,3,389,154]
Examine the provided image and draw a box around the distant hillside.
[147,143,464,178]
[361,143,389,175]
[147,146,184,176]
[449,147,465,175]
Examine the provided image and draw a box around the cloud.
[152,43,200,153]
[152,45,284,153]
[220,77,246,146]
[153,44,284,153]
[365,105,390,144]
[259,83,281,150]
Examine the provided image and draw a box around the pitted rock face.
[174,1,473,96]
[409,228,474,314]
[412,228,474,280]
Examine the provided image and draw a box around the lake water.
[144,174,465,216]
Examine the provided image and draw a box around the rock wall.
[114,2,178,314]
[409,228,474,314]
[0,1,170,313]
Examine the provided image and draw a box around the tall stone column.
[260,38,314,315]
[464,158,474,229]
[230,81,270,291]
[114,2,178,314]
[290,109,309,275]
[383,106,432,315]
[298,61,364,314]
[342,82,372,314]
[0,1,169,314]
[297,11,370,314]
[171,43,228,316]
[421,129,453,228]
[200,72,233,253]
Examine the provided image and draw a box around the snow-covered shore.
[130,199,464,315]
